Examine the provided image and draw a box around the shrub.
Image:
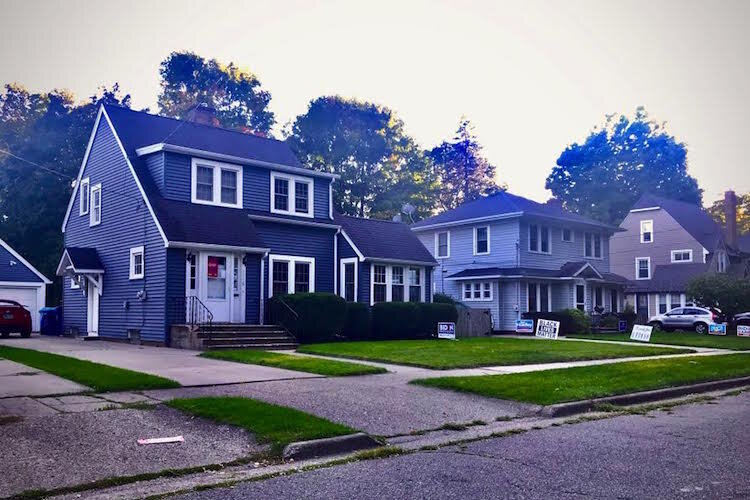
[371,302,422,340]
[433,293,457,304]
[687,274,750,322]
[417,303,459,336]
[269,293,347,343]
[343,302,371,340]
[521,309,591,335]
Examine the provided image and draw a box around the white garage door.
[0,286,40,331]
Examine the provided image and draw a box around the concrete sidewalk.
[0,336,321,386]
[0,359,89,398]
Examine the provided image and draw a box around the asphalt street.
[182,392,750,499]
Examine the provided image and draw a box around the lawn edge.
[199,351,387,376]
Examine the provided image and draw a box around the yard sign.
[708,323,727,335]
[438,322,456,340]
[535,319,560,340]
[737,325,750,337]
[618,320,628,333]
[630,324,653,342]
[515,319,534,333]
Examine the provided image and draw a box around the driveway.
[0,359,88,398]
[0,336,320,386]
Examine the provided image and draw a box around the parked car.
[648,306,720,334]
[0,299,32,338]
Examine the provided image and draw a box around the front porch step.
[196,323,298,350]
[204,342,299,350]
[202,335,297,345]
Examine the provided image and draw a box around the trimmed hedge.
[522,308,592,335]
[433,293,457,304]
[370,302,458,340]
[269,293,347,343]
[417,302,459,337]
[343,302,371,340]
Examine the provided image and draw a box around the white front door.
[86,278,99,336]
[198,252,244,323]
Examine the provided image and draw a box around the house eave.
[166,241,270,254]
[411,212,524,232]
[365,257,437,267]
[246,213,340,229]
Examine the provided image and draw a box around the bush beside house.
[269,293,347,343]
[522,309,592,335]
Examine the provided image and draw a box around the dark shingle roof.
[150,198,266,249]
[104,105,304,170]
[411,191,618,230]
[447,263,627,283]
[335,214,436,265]
[632,193,723,251]
[626,263,710,293]
[65,247,104,272]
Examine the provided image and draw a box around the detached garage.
[0,238,51,332]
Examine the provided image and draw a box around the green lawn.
[167,397,355,455]
[0,346,180,392]
[413,353,750,405]
[200,350,386,376]
[569,331,750,351]
[297,337,694,369]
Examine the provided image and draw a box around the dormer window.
[191,158,243,209]
[271,172,314,218]
[640,220,653,243]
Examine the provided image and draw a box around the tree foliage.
[0,83,131,303]
[429,118,502,211]
[546,107,702,225]
[286,96,437,219]
[686,274,750,321]
[707,192,750,235]
[158,51,274,134]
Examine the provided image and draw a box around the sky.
[1,0,748,206]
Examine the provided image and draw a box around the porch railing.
[264,295,299,341]
[167,296,214,339]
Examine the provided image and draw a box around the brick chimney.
[186,103,217,126]
[724,190,738,249]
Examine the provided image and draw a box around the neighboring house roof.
[149,198,268,251]
[411,191,620,231]
[626,263,710,293]
[57,247,105,274]
[631,193,724,251]
[0,237,51,284]
[446,262,627,284]
[334,214,437,265]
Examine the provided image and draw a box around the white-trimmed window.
[671,249,693,263]
[528,224,551,254]
[635,257,651,280]
[575,284,585,311]
[70,275,80,289]
[659,293,668,314]
[340,258,358,302]
[594,286,603,310]
[371,264,424,305]
[584,232,602,258]
[191,158,243,209]
[463,281,492,302]
[640,220,653,243]
[527,282,551,312]
[435,231,450,258]
[717,251,728,273]
[474,226,490,255]
[271,172,314,217]
[562,228,573,242]
[90,183,102,226]
[610,289,619,313]
[129,246,144,280]
[79,177,90,216]
[269,255,315,296]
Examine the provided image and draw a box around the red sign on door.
[207,256,220,278]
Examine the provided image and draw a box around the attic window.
[271,172,314,218]
[640,220,653,243]
[191,158,243,209]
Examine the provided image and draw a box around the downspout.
[259,251,268,325]
[334,228,340,296]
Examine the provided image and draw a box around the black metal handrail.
[168,296,214,339]
[265,295,299,341]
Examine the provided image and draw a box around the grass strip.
[0,346,180,392]
[568,331,750,350]
[298,337,693,369]
[412,353,750,405]
[200,350,386,376]
[166,396,355,455]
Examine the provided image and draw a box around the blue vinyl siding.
[338,234,358,259]
[165,247,186,338]
[314,178,331,219]
[144,152,165,193]
[359,262,370,305]
[245,255,261,323]
[244,167,270,212]
[63,117,168,343]
[0,244,43,282]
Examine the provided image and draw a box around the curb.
[541,376,750,417]
[282,432,383,460]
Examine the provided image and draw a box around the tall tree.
[0,83,131,304]
[546,107,702,225]
[707,192,750,235]
[429,118,501,211]
[286,96,437,219]
[158,51,274,134]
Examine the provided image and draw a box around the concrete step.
[199,330,289,338]
[204,342,299,350]
[206,324,285,331]
[203,336,295,345]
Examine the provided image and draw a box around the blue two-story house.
[411,192,628,331]
[57,105,434,345]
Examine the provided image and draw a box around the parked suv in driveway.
[648,306,720,334]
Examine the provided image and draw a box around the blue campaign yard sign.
[438,322,456,340]
[515,319,534,333]
[618,320,627,332]
[708,323,727,335]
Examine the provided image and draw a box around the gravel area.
[145,374,536,436]
[0,406,264,497]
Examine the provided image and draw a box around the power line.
[0,148,75,180]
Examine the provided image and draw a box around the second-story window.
[636,257,651,280]
[562,228,573,242]
[271,172,314,217]
[191,159,242,208]
[79,178,90,216]
[90,183,102,226]
[529,224,551,254]
[436,231,450,258]
[640,220,653,243]
[584,232,602,258]
[474,226,490,255]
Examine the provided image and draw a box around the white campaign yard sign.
[437,322,456,340]
[738,325,750,337]
[630,324,653,342]
[535,319,560,340]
